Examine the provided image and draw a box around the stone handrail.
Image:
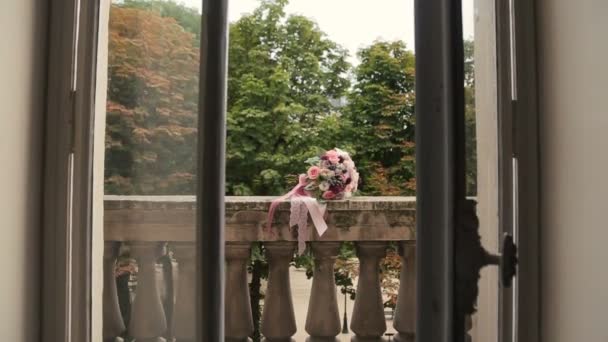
[103,196,417,342]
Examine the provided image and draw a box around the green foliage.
[335,242,358,300]
[121,0,201,44]
[104,4,199,194]
[345,41,417,195]
[226,0,351,195]
[105,0,477,196]
[464,39,477,195]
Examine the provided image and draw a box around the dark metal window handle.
[455,200,519,318]
[480,233,518,288]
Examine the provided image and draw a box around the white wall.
[0,0,47,340]
[538,1,608,341]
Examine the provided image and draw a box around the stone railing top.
[104,195,416,210]
[104,195,416,242]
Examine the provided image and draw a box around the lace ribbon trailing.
[267,174,328,254]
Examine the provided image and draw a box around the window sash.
[42,0,99,340]
[197,0,230,340]
[414,0,466,340]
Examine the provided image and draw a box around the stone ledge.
[104,195,416,211]
[104,196,416,242]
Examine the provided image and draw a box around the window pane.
[226,0,417,340]
[100,1,202,340]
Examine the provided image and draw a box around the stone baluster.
[103,241,126,342]
[128,242,168,342]
[172,242,196,342]
[305,242,341,342]
[261,242,297,341]
[393,242,416,342]
[350,242,388,341]
[159,248,178,342]
[226,242,254,342]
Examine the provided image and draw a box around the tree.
[345,41,417,195]
[464,39,477,195]
[226,0,351,195]
[343,39,476,196]
[104,4,200,194]
[121,0,201,44]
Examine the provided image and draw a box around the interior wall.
[0,0,47,340]
[537,1,608,341]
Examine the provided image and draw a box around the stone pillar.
[226,242,254,342]
[103,242,125,342]
[261,242,297,341]
[305,242,341,342]
[350,242,388,341]
[129,242,167,342]
[160,250,178,342]
[393,242,416,342]
[172,242,196,342]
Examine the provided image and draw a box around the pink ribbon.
[267,174,328,254]
[266,174,308,232]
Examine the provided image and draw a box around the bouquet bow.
[266,148,358,254]
[266,175,328,254]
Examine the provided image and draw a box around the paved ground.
[288,267,397,341]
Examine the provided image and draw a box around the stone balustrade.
[103,196,417,342]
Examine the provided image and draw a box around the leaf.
[304,156,320,165]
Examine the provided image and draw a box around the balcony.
[103,196,417,341]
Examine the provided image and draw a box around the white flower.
[320,169,335,179]
[334,148,348,157]
[319,182,330,191]
[351,170,360,192]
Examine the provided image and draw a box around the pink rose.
[322,191,336,200]
[325,150,340,164]
[307,166,320,179]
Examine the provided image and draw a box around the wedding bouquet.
[267,148,359,254]
[302,148,359,201]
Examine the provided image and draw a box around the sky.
[180,0,475,64]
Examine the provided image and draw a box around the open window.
[42,0,539,341]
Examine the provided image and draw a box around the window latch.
[455,200,519,317]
